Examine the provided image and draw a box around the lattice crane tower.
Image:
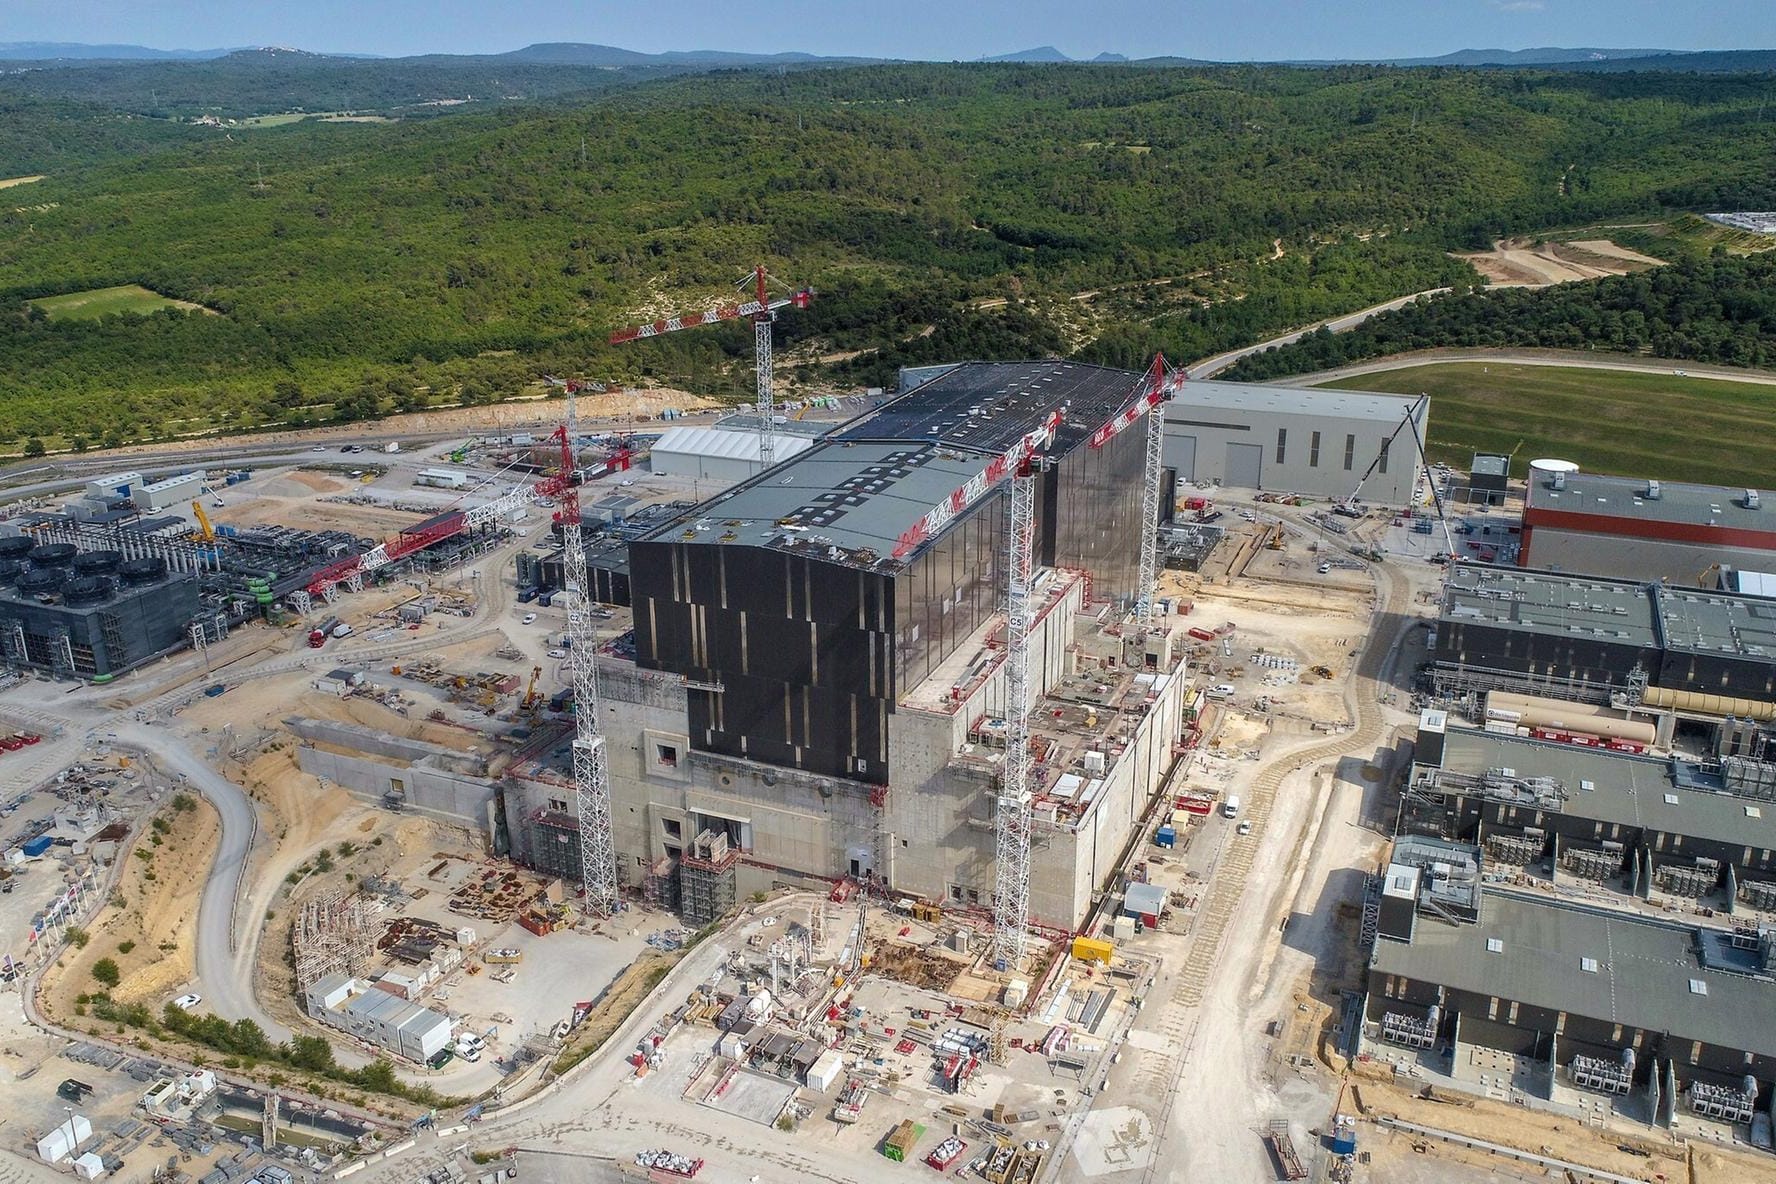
[550,384,619,915]
[610,266,811,473]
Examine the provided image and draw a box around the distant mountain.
[1383,46,1678,67]
[493,42,874,67]
[0,41,238,61]
[1563,48,1776,73]
[983,47,1073,63]
[1092,52,1130,64]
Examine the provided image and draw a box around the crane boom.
[608,266,810,476]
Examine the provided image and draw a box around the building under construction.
[291,889,376,991]
[505,361,1190,929]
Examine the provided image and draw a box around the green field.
[28,284,211,321]
[1321,362,1776,486]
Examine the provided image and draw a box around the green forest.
[3,61,1776,448]
[1223,253,1776,380]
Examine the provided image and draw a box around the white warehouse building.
[648,424,817,485]
[133,470,208,512]
[1164,380,1427,504]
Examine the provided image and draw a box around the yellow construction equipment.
[191,501,216,543]
[521,665,543,713]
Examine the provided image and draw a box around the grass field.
[28,284,214,321]
[1320,362,1776,486]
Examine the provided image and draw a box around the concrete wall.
[1164,399,1423,504]
[289,720,495,830]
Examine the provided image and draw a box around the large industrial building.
[1429,564,1776,703]
[647,415,823,485]
[0,539,200,679]
[1161,379,1426,504]
[1519,465,1775,585]
[1402,712,1776,908]
[1358,707,1776,1131]
[499,360,1190,930]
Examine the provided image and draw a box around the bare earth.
[1455,237,1663,287]
[0,176,45,190]
[39,791,221,1021]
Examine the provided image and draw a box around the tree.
[91,958,120,988]
[22,438,45,457]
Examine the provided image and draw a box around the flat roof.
[1726,569,1776,599]
[1527,471,1774,537]
[1167,378,1422,425]
[647,360,1151,569]
[647,440,989,568]
[1470,453,1510,477]
[838,360,1145,457]
[651,425,818,466]
[1439,564,1658,647]
[1654,585,1776,661]
[1371,890,1776,1058]
[1432,727,1776,849]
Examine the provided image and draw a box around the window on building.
[1378,439,1390,474]
[548,797,569,813]
[1275,428,1288,464]
[663,818,682,838]
[1343,434,1356,471]
[654,742,680,769]
[1309,431,1321,468]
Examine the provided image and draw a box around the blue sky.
[3,0,1771,60]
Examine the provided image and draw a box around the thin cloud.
[1490,0,1547,11]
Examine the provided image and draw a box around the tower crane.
[608,266,811,471]
[537,387,620,916]
[1089,354,1185,622]
[891,359,1178,968]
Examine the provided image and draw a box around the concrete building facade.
[1162,380,1426,504]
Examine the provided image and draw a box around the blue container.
[1154,826,1176,849]
[1331,1131,1357,1156]
[21,835,53,857]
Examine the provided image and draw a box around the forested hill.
[1223,253,1776,380]
[2,63,1775,448]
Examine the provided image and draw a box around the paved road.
[115,724,292,1041]
[1185,288,1451,380]
[1285,347,1776,388]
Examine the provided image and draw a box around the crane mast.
[609,266,809,476]
[993,450,1043,969]
[553,391,619,916]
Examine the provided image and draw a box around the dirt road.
[1290,348,1776,388]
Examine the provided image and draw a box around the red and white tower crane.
[549,390,621,915]
[888,360,1178,968]
[609,266,811,471]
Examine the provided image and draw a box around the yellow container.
[1072,936,1114,964]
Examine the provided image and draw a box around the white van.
[1222,795,1241,819]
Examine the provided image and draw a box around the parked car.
[547,649,567,659]
[173,994,202,1010]
[521,613,537,625]
[1236,819,1253,836]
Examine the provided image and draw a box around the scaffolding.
[292,890,375,990]
[680,829,739,928]
[642,854,680,912]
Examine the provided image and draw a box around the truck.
[309,615,344,647]
[382,441,401,454]
[332,622,352,639]
[1222,795,1241,819]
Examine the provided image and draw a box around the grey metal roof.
[1168,378,1423,425]
[647,360,1153,569]
[1654,585,1776,660]
[1526,471,1775,538]
[1371,891,1776,1057]
[839,360,1145,457]
[1433,727,1776,848]
[1470,453,1510,478]
[1440,565,1658,647]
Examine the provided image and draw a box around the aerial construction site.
[0,264,1772,1184]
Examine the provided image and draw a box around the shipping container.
[882,1120,924,1162]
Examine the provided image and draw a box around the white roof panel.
[651,426,816,466]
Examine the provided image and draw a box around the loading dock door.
[1165,432,1197,482]
[1225,442,1263,489]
